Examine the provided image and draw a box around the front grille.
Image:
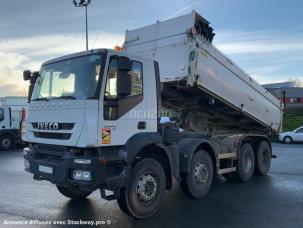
[32,123,74,130]
[34,144,66,161]
[34,132,71,140]
[37,144,65,154]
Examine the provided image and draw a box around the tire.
[180,150,213,198]
[56,185,92,199]
[116,188,132,217]
[0,135,13,150]
[283,136,292,144]
[255,141,271,176]
[235,143,255,182]
[117,158,166,219]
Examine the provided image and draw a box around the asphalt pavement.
[0,143,302,228]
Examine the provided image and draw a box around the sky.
[0,0,302,96]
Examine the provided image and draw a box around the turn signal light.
[114,46,122,52]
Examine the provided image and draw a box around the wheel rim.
[1,138,11,149]
[285,137,291,143]
[136,172,158,202]
[243,150,253,174]
[194,162,209,185]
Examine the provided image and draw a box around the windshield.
[0,108,4,122]
[32,54,103,100]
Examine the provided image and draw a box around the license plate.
[38,165,53,174]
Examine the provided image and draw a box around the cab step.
[218,152,236,159]
[218,167,237,174]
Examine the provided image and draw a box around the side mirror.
[23,70,40,102]
[27,84,34,103]
[116,57,132,97]
[23,70,31,81]
[117,57,132,71]
[117,70,132,97]
[31,71,40,84]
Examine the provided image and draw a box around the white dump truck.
[0,96,27,150]
[23,11,282,218]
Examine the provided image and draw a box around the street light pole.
[85,5,88,51]
[73,0,91,51]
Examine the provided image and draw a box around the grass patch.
[283,108,303,131]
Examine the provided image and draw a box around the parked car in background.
[279,126,303,143]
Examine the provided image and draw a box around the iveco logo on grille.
[37,122,59,130]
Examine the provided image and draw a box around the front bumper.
[23,146,129,192]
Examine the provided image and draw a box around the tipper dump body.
[123,11,282,135]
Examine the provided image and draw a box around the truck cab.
[24,49,158,148]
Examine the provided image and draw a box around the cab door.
[100,55,149,146]
[0,107,9,130]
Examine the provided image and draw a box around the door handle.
[1,126,5,129]
[137,121,146,130]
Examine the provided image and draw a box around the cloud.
[0,32,124,96]
[0,84,26,96]
[0,32,124,57]
[0,51,30,96]
[213,29,303,84]
[214,30,303,54]
[1,27,303,97]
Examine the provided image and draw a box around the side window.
[0,108,4,122]
[104,59,143,99]
[105,58,118,98]
[295,128,303,133]
[104,57,143,120]
[129,62,143,96]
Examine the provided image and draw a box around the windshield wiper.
[51,95,76,100]
[31,97,49,101]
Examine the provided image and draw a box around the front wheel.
[180,150,214,198]
[56,185,92,199]
[117,158,166,219]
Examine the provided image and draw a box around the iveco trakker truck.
[23,12,282,218]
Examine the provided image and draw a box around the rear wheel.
[0,135,13,150]
[56,185,92,199]
[117,158,165,219]
[255,141,271,175]
[283,136,292,144]
[235,143,255,182]
[180,150,213,198]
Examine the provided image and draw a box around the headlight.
[72,170,92,181]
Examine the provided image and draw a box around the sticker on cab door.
[102,128,111,144]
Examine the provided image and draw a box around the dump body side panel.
[123,11,283,133]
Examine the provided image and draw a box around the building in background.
[263,81,303,109]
